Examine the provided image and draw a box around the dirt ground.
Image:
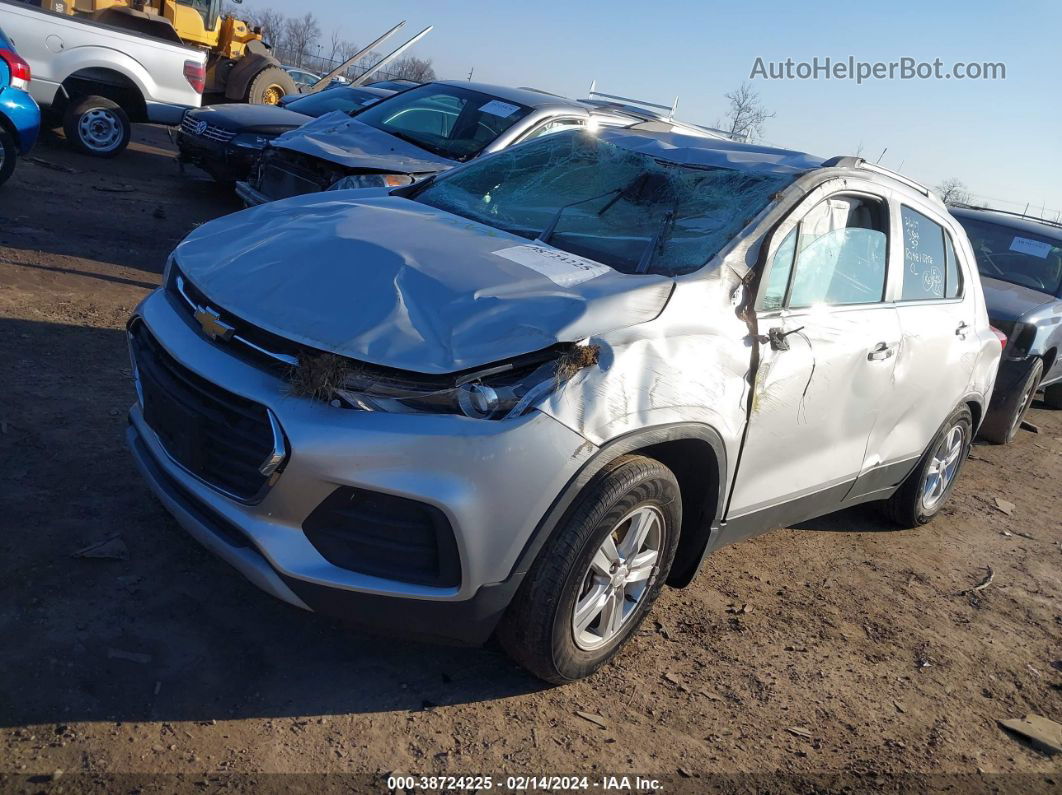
[0,127,1059,793]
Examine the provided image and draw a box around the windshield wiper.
[537,188,622,245]
[636,210,676,274]
[384,128,451,159]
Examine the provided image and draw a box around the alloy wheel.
[922,424,966,510]
[572,505,663,651]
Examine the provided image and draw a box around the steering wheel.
[981,251,1048,291]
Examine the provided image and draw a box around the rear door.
[862,203,979,480]
[726,189,902,536]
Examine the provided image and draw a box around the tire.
[246,67,297,105]
[883,405,973,527]
[979,358,1043,444]
[63,96,131,158]
[497,455,682,683]
[1043,382,1062,410]
[0,128,16,187]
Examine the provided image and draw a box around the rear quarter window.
[900,206,962,301]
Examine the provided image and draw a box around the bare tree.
[936,178,971,206]
[246,7,287,52]
[327,27,345,64]
[283,12,321,67]
[383,57,435,82]
[718,82,775,142]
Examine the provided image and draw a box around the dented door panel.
[726,303,902,522]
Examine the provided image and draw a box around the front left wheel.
[979,357,1043,444]
[497,455,681,683]
[0,128,16,187]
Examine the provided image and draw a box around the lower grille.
[130,322,284,501]
[303,488,461,588]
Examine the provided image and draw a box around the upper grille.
[129,321,284,502]
[181,114,237,143]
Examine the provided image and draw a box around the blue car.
[0,24,40,187]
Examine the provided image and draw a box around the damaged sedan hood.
[270,112,455,175]
[174,193,675,373]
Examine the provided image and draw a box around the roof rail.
[517,86,568,98]
[820,156,933,198]
[585,80,678,120]
[951,204,1062,230]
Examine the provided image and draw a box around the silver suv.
[127,129,1001,682]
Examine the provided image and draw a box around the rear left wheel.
[497,455,681,683]
[63,96,131,158]
[883,405,972,527]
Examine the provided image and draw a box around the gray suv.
[951,207,1062,442]
[127,130,1000,682]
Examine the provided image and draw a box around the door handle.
[955,321,969,337]
[867,342,896,361]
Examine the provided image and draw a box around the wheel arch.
[511,422,727,590]
[59,68,148,122]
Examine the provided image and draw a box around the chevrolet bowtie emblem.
[194,307,235,341]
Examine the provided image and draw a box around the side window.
[523,118,585,141]
[900,206,959,301]
[788,196,888,308]
[944,233,963,299]
[761,228,797,310]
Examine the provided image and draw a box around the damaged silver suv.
[127,129,1001,682]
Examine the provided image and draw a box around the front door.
[726,192,901,538]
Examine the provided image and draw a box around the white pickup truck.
[0,0,205,156]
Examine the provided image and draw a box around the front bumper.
[126,288,596,643]
[177,131,261,183]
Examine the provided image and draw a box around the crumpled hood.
[270,112,455,174]
[981,276,1056,324]
[174,193,674,373]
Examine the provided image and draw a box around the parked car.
[0,22,39,186]
[282,66,321,91]
[177,85,394,183]
[235,81,722,206]
[951,207,1062,442]
[0,0,206,157]
[127,130,1000,682]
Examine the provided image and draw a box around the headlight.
[231,133,273,149]
[162,253,175,285]
[310,343,600,420]
[328,173,414,191]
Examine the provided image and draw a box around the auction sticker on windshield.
[493,244,611,287]
[1009,236,1053,259]
[479,99,521,118]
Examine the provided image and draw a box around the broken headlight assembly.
[328,173,415,191]
[294,344,600,420]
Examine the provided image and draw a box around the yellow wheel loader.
[42,0,298,104]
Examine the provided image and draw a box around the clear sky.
[242,0,1060,216]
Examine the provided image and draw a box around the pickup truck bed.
[0,0,205,154]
